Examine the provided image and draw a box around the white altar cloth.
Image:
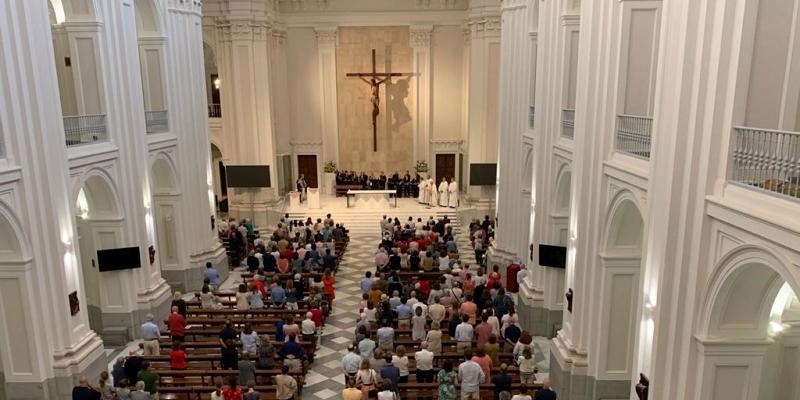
[346,189,397,208]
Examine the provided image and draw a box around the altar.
[346,189,397,208]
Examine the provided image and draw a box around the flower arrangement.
[415,160,429,173]
[323,161,338,173]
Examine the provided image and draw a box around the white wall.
[431,25,464,140]
[286,27,322,144]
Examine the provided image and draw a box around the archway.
[149,156,180,270]
[697,249,800,399]
[134,0,168,128]
[210,143,226,213]
[74,173,122,334]
[596,194,645,388]
[204,42,220,115]
[542,167,571,336]
[0,210,25,400]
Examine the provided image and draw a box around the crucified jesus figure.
[346,49,413,152]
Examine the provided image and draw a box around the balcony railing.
[208,104,221,118]
[615,114,653,159]
[729,126,800,199]
[561,109,575,139]
[64,114,107,147]
[528,105,535,129]
[145,110,169,134]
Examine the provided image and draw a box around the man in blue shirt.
[203,262,220,289]
[140,314,161,356]
[271,282,287,307]
[379,355,401,394]
[361,271,374,295]
[279,334,305,369]
[396,298,412,329]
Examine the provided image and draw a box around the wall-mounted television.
[226,165,271,188]
[539,244,567,269]
[469,163,497,186]
[97,247,142,272]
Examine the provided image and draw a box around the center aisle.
[302,233,382,399]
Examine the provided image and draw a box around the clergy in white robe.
[427,178,438,206]
[418,179,428,204]
[448,179,458,208]
[438,178,449,207]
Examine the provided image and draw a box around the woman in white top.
[235,283,249,310]
[376,381,398,400]
[209,377,224,400]
[240,323,259,355]
[486,308,501,336]
[200,285,219,309]
[355,359,378,398]
[391,345,410,383]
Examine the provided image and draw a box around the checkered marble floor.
[303,234,382,399]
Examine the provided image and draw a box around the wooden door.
[435,154,456,183]
[297,155,318,188]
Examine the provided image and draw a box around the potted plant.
[415,160,429,179]
[323,161,337,194]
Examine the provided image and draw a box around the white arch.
[150,153,179,194]
[72,169,122,219]
[0,202,31,262]
[522,148,533,191]
[134,0,164,36]
[602,190,645,253]
[698,244,800,339]
[48,0,97,23]
[552,164,572,212]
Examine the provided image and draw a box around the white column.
[493,0,531,267]
[465,1,501,199]
[410,25,433,165]
[0,1,105,397]
[217,17,280,216]
[315,26,340,186]
[94,0,172,316]
[162,0,225,290]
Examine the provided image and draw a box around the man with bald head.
[535,378,558,400]
[72,376,100,400]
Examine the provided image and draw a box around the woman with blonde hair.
[355,358,378,400]
[425,321,443,355]
[391,345,410,383]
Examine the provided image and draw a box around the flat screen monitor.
[539,244,567,269]
[226,165,271,188]
[97,247,142,272]
[469,163,497,186]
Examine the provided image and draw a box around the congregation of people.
[338,214,555,400]
[73,214,348,400]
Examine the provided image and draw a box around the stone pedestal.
[289,191,301,209]
[308,188,320,209]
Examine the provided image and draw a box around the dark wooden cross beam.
[346,49,413,152]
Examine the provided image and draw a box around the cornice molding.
[314,26,338,47]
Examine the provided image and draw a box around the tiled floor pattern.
[302,234,382,399]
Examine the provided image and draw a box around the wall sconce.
[565,288,574,313]
[214,78,221,89]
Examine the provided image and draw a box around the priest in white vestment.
[427,177,438,206]
[448,178,458,208]
[438,178,449,207]
[418,179,428,204]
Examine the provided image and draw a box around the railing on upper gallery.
[145,110,169,134]
[561,109,575,139]
[528,105,535,129]
[615,114,653,160]
[208,103,221,118]
[729,126,800,200]
[63,114,108,147]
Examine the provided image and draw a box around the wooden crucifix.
[346,49,413,152]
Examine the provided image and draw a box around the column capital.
[314,26,339,47]
[409,24,434,48]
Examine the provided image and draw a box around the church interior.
[0,0,799,399]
